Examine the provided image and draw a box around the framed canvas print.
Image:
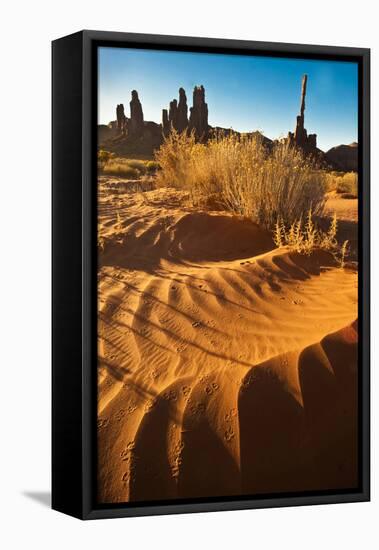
[52,30,370,520]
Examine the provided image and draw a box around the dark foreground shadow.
[22,491,51,508]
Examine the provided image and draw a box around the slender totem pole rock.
[294,75,308,145]
[292,75,317,150]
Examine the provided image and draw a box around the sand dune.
[97,179,358,503]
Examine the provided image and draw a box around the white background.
[0,1,376,547]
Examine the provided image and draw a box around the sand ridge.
[97,179,358,503]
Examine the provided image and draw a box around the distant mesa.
[98,76,357,171]
[325,142,358,172]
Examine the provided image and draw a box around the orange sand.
[97,179,358,503]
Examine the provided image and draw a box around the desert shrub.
[98,149,115,170]
[336,172,358,195]
[102,162,140,179]
[155,130,199,189]
[126,159,148,172]
[221,139,326,229]
[274,209,348,266]
[155,131,326,229]
[99,157,156,179]
[145,160,160,174]
[325,171,358,196]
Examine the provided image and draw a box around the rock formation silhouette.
[286,75,317,150]
[177,87,189,132]
[129,90,144,136]
[100,77,353,169]
[168,99,178,131]
[164,87,189,134]
[116,103,127,135]
[189,85,209,139]
[162,108,170,136]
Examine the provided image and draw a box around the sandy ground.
[325,191,358,222]
[97,177,358,503]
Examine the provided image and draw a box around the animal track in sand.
[150,369,160,380]
[97,418,109,429]
[120,450,131,462]
[97,191,358,502]
[176,338,188,353]
[121,467,135,483]
[188,401,206,416]
[224,426,235,442]
[162,389,178,402]
[224,408,237,422]
[171,441,185,479]
[115,409,125,422]
[205,382,219,395]
[120,441,136,465]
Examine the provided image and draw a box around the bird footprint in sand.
[97,418,109,429]
[163,389,178,402]
[120,450,131,462]
[115,409,125,421]
[189,401,206,415]
[224,426,235,442]
[205,382,219,395]
[224,408,237,422]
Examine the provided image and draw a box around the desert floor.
[97,177,358,503]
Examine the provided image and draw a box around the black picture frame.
[52,30,370,520]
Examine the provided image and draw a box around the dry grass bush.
[325,171,358,196]
[98,152,160,179]
[274,209,349,266]
[155,130,326,229]
[102,162,140,178]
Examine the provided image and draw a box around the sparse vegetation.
[340,240,349,268]
[155,130,326,229]
[98,149,115,171]
[325,171,358,197]
[102,162,140,178]
[145,160,160,174]
[274,209,348,266]
[98,152,159,179]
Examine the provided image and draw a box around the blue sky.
[98,47,358,152]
